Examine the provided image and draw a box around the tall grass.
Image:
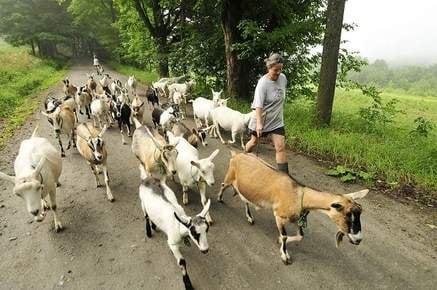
[0,42,67,148]
[107,61,158,85]
[230,89,437,202]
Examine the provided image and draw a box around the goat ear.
[331,203,344,211]
[190,160,200,168]
[99,125,108,137]
[174,212,191,228]
[33,157,46,179]
[211,88,215,94]
[219,89,223,95]
[0,171,15,184]
[344,189,369,200]
[192,128,198,134]
[199,199,211,218]
[208,149,219,161]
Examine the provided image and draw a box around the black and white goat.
[113,100,132,144]
[76,86,92,119]
[146,86,160,109]
[152,106,177,132]
[139,168,211,290]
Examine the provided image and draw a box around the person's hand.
[256,121,263,138]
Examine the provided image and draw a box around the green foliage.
[410,117,435,137]
[348,59,437,97]
[0,43,67,148]
[357,85,402,131]
[107,61,158,85]
[325,165,373,183]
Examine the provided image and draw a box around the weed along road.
[0,64,436,290]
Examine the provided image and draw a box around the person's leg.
[271,133,288,174]
[245,134,258,152]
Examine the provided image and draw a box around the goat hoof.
[55,223,64,233]
[56,182,61,187]
[108,197,115,202]
[61,153,66,158]
[217,197,224,203]
[247,218,254,225]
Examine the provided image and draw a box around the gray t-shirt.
[248,73,287,132]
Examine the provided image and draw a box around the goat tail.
[31,126,39,138]
[187,99,194,103]
[132,117,142,129]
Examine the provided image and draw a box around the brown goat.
[218,152,369,264]
[76,123,114,201]
[62,78,78,97]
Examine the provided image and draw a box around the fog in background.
[342,0,437,65]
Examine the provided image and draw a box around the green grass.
[0,42,67,149]
[107,61,158,85]
[230,89,437,203]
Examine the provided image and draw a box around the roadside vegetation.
[0,40,67,148]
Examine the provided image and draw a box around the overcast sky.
[342,0,437,65]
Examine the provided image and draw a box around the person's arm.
[253,80,266,137]
[255,107,264,137]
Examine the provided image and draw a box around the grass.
[230,89,437,204]
[0,41,67,149]
[107,61,158,85]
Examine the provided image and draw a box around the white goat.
[139,168,211,290]
[172,91,186,119]
[126,75,137,95]
[167,132,219,224]
[91,94,112,128]
[76,123,114,201]
[0,128,63,231]
[190,97,228,128]
[131,96,145,124]
[211,107,254,149]
[168,80,195,101]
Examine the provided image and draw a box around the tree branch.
[133,0,156,37]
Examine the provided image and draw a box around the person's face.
[267,63,283,81]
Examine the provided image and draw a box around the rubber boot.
[277,163,289,175]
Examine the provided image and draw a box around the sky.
[342,0,437,65]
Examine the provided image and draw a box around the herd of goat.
[0,69,369,290]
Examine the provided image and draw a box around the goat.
[131,118,178,180]
[126,75,137,95]
[44,95,62,114]
[146,86,160,109]
[91,94,112,128]
[41,107,76,157]
[152,106,177,132]
[172,91,187,119]
[76,86,92,119]
[131,96,145,124]
[110,79,123,96]
[0,127,63,231]
[62,78,78,98]
[171,122,209,148]
[211,107,254,149]
[139,168,211,290]
[86,73,97,94]
[113,100,132,145]
[167,132,219,224]
[99,74,112,95]
[168,80,195,101]
[76,123,114,201]
[217,152,369,264]
[190,97,228,129]
[152,81,169,99]
[96,64,104,76]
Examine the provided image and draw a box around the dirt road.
[0,64,435,290]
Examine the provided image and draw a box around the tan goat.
[76,123,114,201]
[131,118,178,180]
[218,152,369,264]
[62,78,78,97]
[41,106,76,157]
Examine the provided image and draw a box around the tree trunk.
[30,40,35,56]
[316,0,346,126]
[156,38,169,77]
[222,0,250,100]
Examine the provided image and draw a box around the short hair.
[264,53,283,69]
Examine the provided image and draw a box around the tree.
[316,0,346,126]
[132,0,195,77]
